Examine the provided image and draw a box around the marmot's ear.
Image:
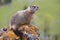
[23,6,28,10]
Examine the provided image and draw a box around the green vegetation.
[0,0,60,36]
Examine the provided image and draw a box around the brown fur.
[10,5,38,30]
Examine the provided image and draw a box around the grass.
[0,0,60,36]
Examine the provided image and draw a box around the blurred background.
[0,0,60,40]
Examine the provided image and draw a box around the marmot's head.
[26,5,39,13]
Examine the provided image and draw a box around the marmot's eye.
[32,6,36,8]
[3,28,7,31]
[30,6,36,9]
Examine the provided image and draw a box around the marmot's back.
[11,10,32,27]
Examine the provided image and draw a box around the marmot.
[10,5,39,30]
